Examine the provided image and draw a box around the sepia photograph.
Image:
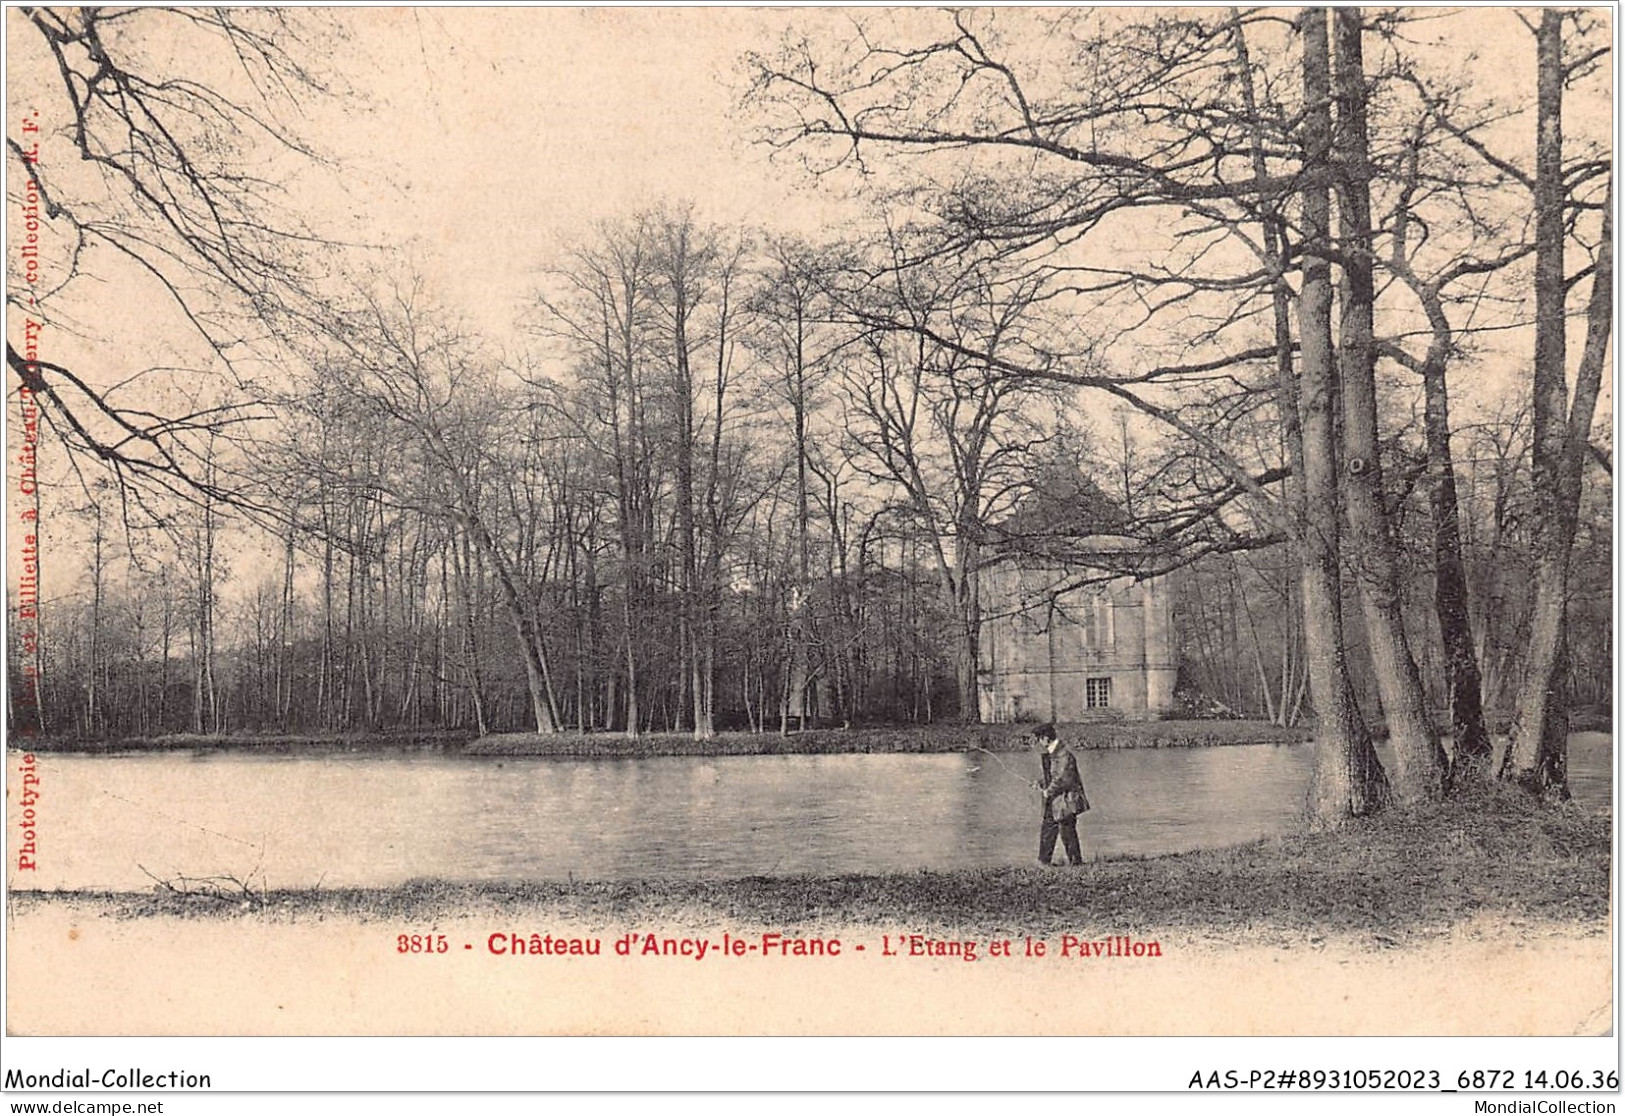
[3,2,1616,1101]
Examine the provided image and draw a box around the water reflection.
[13,735,1610,892]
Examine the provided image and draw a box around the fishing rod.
[969,745,1044,795]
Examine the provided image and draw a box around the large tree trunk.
[1389,131,1494,782]
[955,611,980,724]
[1503,13,1612,794]
[1299,7,1390,826]
[1330,8,1446,803]
[1503,10,1570,792]
[459,509,559,735]
[1503,18,1612,792]
[1424,355,1493,780]
[1419,336,1493,781]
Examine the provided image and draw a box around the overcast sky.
[307,7,1610,378]
[9,7,1611,359]
[313,8,857,335]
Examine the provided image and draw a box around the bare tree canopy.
[8,6,345,510]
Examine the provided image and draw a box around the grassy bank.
[465,719,1309,758]
[17,782,1606,947]
[10,728,477,755]
[11,719,1307,757]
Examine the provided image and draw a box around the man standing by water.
[1033,723,1089,867]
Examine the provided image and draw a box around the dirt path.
[6,901,1610,1036]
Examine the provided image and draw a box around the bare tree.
[8,7,345,508]
[325,276,564,735]
[1501,12,1612,796]
[1330,9,1445,803]
[1297,8,1392,821]
[534,220,666,736]
[751,238,835,729]
[829,243,1059,721]
[647,210,757,739]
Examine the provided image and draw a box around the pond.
[9,734,1611,891]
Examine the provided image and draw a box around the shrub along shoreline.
[12,719,1309,757]
[12,782,1607,947]
[465,720,1308,757]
